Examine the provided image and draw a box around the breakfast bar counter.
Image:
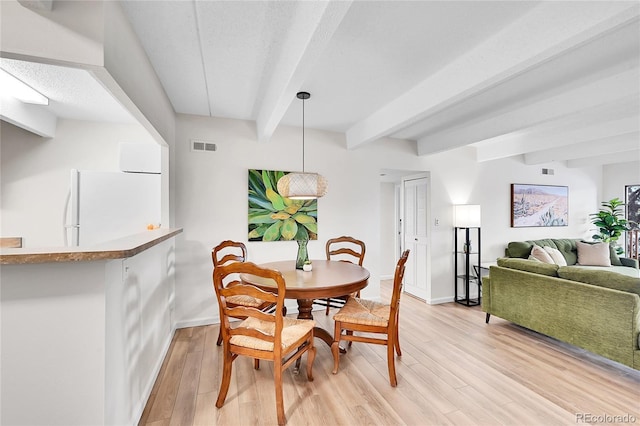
[1,228,183,426]
[0,228,183,264]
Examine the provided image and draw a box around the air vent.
[542,168,554,175]
[191,139,216,152]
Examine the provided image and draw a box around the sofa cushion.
[507,241,534,258]
[507,239,558,259]
[531,245,554,263]
[557,266,640,296]
[544,246,568,266]
[497,257,559,276]
[507,238,625,267]
[577,241,611,266]
[609,246,623,266]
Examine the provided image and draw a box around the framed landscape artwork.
[626,184,640,227]
[248,169,318,241]
[511,184,568,227]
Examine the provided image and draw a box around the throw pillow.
[528,255,542,262]
[552,239,579,265]
[576,241,611,267]
[544,246,568,266]
[530,245,554,264]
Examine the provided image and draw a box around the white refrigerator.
[67,169,161,246]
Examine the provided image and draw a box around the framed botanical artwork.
[626,184,640,227]
[511,184,568,227]
[248,169,318,241]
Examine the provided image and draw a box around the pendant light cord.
[297,91,310,173]
[302,96,305,173]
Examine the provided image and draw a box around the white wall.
[380,182,397,278]
[172,113,615,318]
[173,114,426,326]
[421,147,603,301]
[0,119,156,247]
[4,110,621,315]
[603,161,640,202]
[603,160,640,255]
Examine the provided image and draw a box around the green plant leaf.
[266,188,286,211]
[248,211,277,224]
[590,198,631,244]
[271,211,291,220]
[292,213,316,224]
[262,170,274,192]
[248,224,269,239]
[263,221,283,241]
[249,170,267,199]
[249,194,275,211]
[281,218,298,240]
[302,222,318,234]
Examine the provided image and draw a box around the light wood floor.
[139,281,640,426]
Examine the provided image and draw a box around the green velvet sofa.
[482,239,640,370]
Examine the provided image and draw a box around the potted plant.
[589,197,631,254]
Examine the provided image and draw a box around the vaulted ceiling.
[3,1,639,168]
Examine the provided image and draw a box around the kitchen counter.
[0,228,182,264]
[1,227,182,425]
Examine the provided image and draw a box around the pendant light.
[276,91,328,200]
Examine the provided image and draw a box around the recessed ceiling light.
[0,68,49,105]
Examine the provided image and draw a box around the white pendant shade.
[277,172,328,200]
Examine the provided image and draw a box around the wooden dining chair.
[315,236,366,314]
[213,261,316,426]
[331,249,410,387]
[212,240,277,346]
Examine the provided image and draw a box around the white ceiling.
[0,58,135,125]
[3,1,639,169]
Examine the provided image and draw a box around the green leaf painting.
[248,169,318,241]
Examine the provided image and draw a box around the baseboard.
[175,317,218,329]
[427,296,454,305]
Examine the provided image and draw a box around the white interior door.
[402,176,429,300]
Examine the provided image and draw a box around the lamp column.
[453,205,482,307]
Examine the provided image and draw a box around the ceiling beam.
[524,132,640,165]
[567,149,640,168]
[345,3,639,150]
[418,67,638,156]
[17,0,53,11]
[0,95,56,137]
[474,106,640,162]
[254,1,352,144]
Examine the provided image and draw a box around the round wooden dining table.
[240,259,370,347]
